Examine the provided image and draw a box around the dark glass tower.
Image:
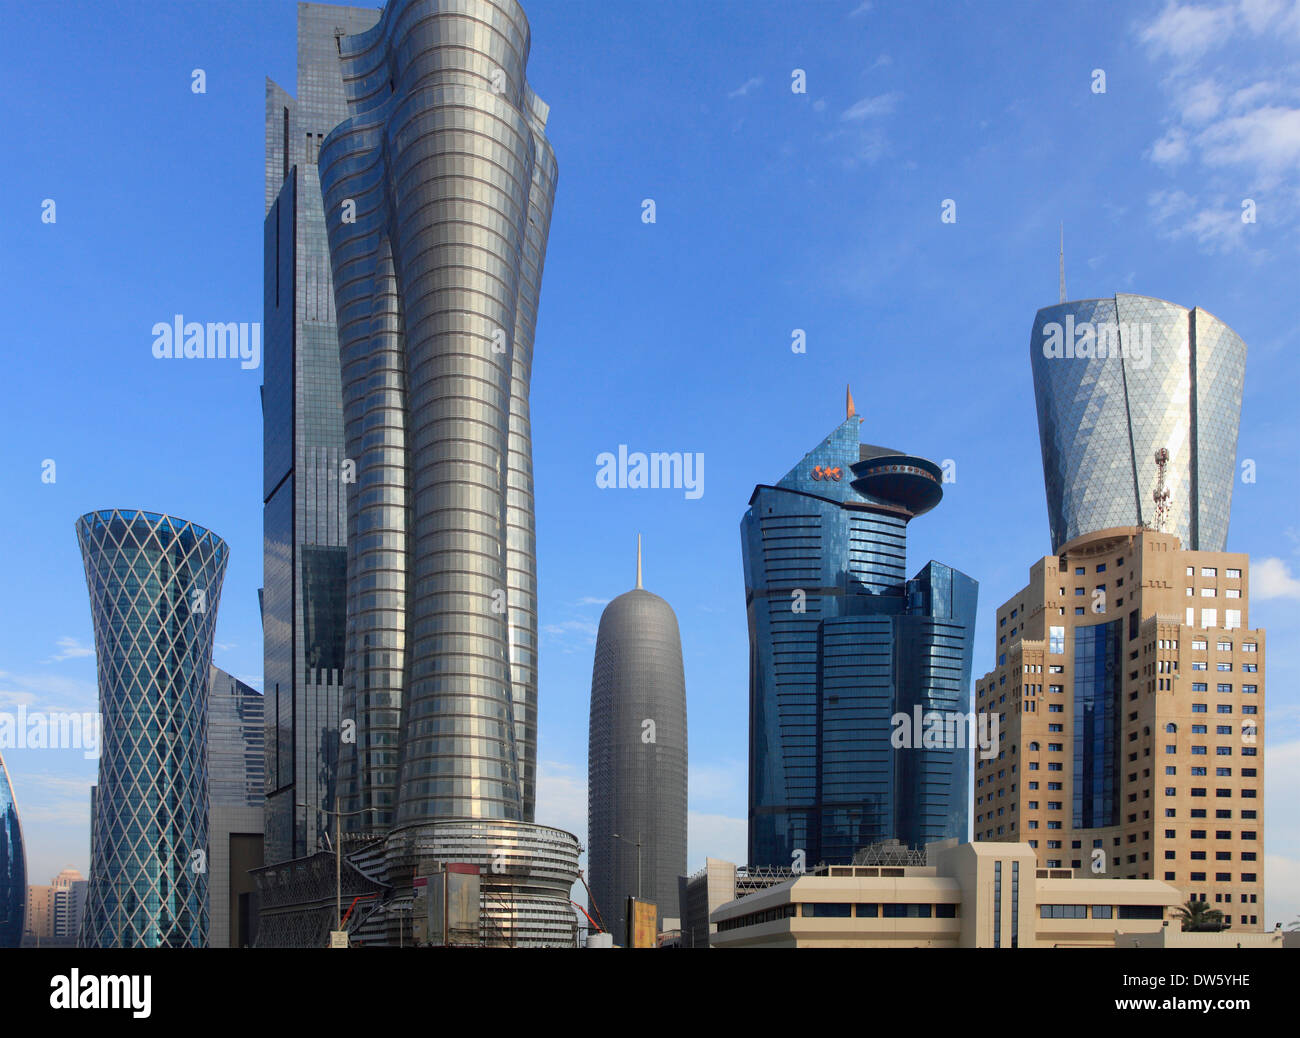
[76,509,228,948]
[318,0,556,831]
[1030,294,1246,553]
[587,539,688,946]
[741,396,978,868]
[0,751,25,948]
[262,2,383,865]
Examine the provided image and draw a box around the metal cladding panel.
[319,0,554,828]
[1030,295,1245,552]
[0,753,25,947]
[75,510,228,948]
[588,589,688,947]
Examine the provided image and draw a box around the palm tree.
[1173,898,1225,933]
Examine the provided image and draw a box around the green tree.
[1173,899,1225,933]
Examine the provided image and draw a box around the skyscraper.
[588,539,688,946]
[318,0,555,835]
[207,667,266,948]
[253,0,578,948]
[742,396,978,869]
[974,529,1266,930]
[76,509,228,948]
[0,750,25,948]
[1030,294,1246,554]
[262,2,384,868]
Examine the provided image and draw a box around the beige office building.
[711,839,1181,948]
[974,527,1265,930]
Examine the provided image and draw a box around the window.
[1202,609,1217,628]
[1226,568,1241,579]
[1049,626,1065,654]
[1040,904,1087,919]
[1202,567,1217,577]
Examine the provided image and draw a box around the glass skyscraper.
[588,541,688,946]
[317,0,556,833]
[1030,294,1246,554]
[0,750,25,947]
[76,509,228,948]
[262,2,383,866]
[742,405,978,868]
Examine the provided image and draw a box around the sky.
[1,0,1298,927]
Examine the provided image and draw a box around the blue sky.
[1,0,1298,925]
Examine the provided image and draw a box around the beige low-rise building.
[711,839,1181,948]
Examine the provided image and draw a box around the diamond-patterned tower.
[76,510,228,948]
[1030,294,1246,553]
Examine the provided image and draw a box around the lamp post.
[299,792,371,938]
[612,832,642,901]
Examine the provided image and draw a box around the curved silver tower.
[588,538,688,946]
[319,0,554,831]
[1030,294,1246,553]
[76,509,228,948]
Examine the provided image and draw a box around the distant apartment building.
[678,858,797,948]
[974,526,1265,931]
[25,868,87,944]
[711,839,1181,948]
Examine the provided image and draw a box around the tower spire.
[636,533,642,589]
[1059,222,1066,304]
[846,383,856,420]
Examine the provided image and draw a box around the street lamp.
[612,832,642,901]
[299,791,372,938]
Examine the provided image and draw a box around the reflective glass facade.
[588,579,688,947]
[76,510,228,948]
[742,417,978,868]
[1072,619,1122,830]
[318,0,556,830]
[0,751,25,947]
[262,3,383,865]
[1030,294,1246,553]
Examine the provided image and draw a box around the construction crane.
[575,868,608,934]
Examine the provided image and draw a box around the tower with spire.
[587,536,688,946]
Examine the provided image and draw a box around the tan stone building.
[711,839,1181,948]
[974,526,1265,930]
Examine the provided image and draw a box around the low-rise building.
[711,839,1181,948]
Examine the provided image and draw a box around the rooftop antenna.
[635,533,642,589]
[1153,448,1171,533]
[1059,222,1067,304]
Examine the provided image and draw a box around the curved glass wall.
[1030,294,1246,552]
[0,751,25,947]
[318,0,555,829]
[76,509,228,948]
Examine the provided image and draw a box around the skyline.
[2,0,1299,930]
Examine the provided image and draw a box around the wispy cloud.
[841,91,899,121]
[43,637,94,664]
[727,76,762,99]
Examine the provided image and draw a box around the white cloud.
[841,92,899,121]
[535,758,587,843]
[1138,2,1236,60]
[1253,556,1300,598]
[1196,105,1300,176]
[576,596,610,606]
[849,0,873,15]
[1180,79,1224,123]
[727,76,763,99]
[1150,126,1190,165]
[44,637,94,664]
[687,812,748,872]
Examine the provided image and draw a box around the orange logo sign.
[811,466,842,481]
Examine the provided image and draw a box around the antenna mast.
[1153,448,1171,533]
[1059,222,1066,303]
